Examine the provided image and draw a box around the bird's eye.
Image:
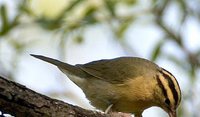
[165,98,170,106]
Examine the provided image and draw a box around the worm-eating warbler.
[31,54,181,117]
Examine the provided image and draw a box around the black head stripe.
[161,68,179,106]
[156,75,168,101]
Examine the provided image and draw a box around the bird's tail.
[30,54,86,78]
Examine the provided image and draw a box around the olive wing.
[76,57,158,84]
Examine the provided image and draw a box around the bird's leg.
[105,104,132,117]
[105,104,113,114]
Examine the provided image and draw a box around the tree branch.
[0,76,130,117]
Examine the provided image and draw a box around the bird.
[31,54,181,117]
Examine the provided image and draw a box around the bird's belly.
[112,99,152,113]
[87,93,152,113]
[81,78,154,113]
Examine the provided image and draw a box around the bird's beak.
[168,110,177,117]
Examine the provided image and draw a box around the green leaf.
[74,35,84,44]
[105,0,116,16]
[57,0,83,20]
[151,39,164,61]
[36,0,83,30]
[82,6,97,24]
[123,0,137,6]
[177,0,187,24]
[0,4,9,36]
[116,17,134,39]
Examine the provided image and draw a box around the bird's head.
[155,68,181,117]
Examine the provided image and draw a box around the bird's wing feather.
[76,57,158,84]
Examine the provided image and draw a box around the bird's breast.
[81,76,157,113]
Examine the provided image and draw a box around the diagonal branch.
[0,76,130,117]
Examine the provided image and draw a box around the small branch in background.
[153,0,200,72]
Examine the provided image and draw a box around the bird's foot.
[105,104,113,114]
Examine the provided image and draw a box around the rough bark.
[0,76,131,117]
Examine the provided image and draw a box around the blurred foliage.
[0,0,200,117]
